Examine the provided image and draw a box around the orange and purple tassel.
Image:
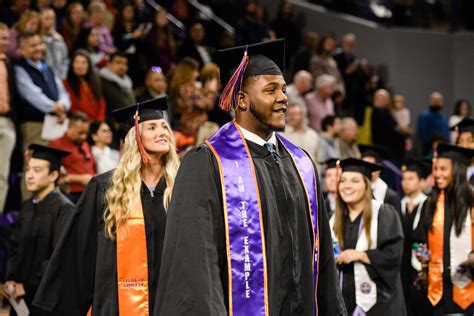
[134,105,151,164]
[218,47,249,111]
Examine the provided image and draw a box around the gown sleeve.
[32,179,102,315]
[155,146,228,316]
[315,169,348,316]
[364,204,404,291]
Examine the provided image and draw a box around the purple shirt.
[305,91,335,132]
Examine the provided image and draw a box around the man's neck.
[94,142,107,149]
[237,121,273,141]
[322,131,334,139]
[34,185,55,202]
[406,190,423,200]
[292,124,305,133]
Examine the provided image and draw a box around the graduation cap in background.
[217,39,285,111]
[402,158,432,179]
[450,118,474,134]
[28,143,70,171]
[435,142,474,164]
[113,96,168,163]
[322,158,340,169]
[339,157,384,180]
[358,144,387,162]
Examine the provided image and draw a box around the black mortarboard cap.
[322,158,340,169]
[402,158,432,179]
[339,157,384,180]
[28,143,70,171]
[436,143,474,164]
[217,39,285,86]
[358,144,387,162]
[112,96,168,130]
[450,118,474,134]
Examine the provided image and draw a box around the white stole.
[450,208,472,289]
[401,193,427,271]
[330,200,382,313]
[372,178,388,204]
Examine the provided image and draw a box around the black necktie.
[264,142,277,162]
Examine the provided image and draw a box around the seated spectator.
[305,74,336,132]
[84,1,115,55]
[372,89,408,162]
[337,117,360,158]
[60,2,85,53]
[72,27,108,69]
[48,112,95,203]
[281,102,319,163]
[64,49,106,123]
[322,158,338,218]
[15,31,70,147]
[7,10,41,60]
[235,1,270,45]
[317,115,341,164]
[112,2,146,86]
[41,8,69,79]
[137,66,171,122]
[145,8,176,74]
[89,121,119,174]
[99,52,135,122]
[449,98,471,128]
[291,31,318,77]
[286,70,313,109]
[417,91,450,156]
[310,33,344,94]
[0,0,31,27]
[201,62,232,126]
[176,22,212,69]
[391,94,411,128]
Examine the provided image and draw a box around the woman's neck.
[140,156,164,186]
[94,142,107,149]
[347,200,365,221]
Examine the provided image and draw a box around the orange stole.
[452,210,474,310]
[428,191,445,306]
[116,198,150,315]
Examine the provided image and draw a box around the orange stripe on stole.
[428,190,444,306]
[452,209,474,310]
[116,198,149,315]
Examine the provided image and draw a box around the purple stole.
[206,121,319,315]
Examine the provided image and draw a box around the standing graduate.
[32,97,180,315]
[400,159,433,316]
[2,144,73,314]
[451,118,474,186]
[330,158,406,315]
[155,39,346,315]
[421,143,474,315]
[359,144,402,214]
[323,158,340,218]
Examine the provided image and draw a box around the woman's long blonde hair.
[333,175,373,249]
[103,121,179,239]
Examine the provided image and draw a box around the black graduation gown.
[339,204,406,316]
[384,188,402,215]
[420,200,474,316]
[6,190,73,313]
[32,171,167,316]
[155,139,347,315]
[400,200,432,316]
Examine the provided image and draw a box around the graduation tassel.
[335,159,341,200]
[134,109,151,164]
[432,145,437,187]
[218,47,249,111]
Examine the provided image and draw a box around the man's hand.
[52,101,65,114]
[56,111,67,124]
[1,281,16,299]
[11,283,25,300]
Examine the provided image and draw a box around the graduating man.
[359,144,402,214]
[2,144,73,312]
[156,39,346,315]
[400,159,433,316]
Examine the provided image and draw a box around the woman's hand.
[336,250,371,265]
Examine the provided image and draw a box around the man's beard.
[249,101,285,132]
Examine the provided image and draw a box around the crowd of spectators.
[0,0,472,216]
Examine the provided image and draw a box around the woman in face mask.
[330,158,406,316]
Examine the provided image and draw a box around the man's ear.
[236,90,248,111]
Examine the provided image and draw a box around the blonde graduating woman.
[32,97,179,315]
[330,158,406,315]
